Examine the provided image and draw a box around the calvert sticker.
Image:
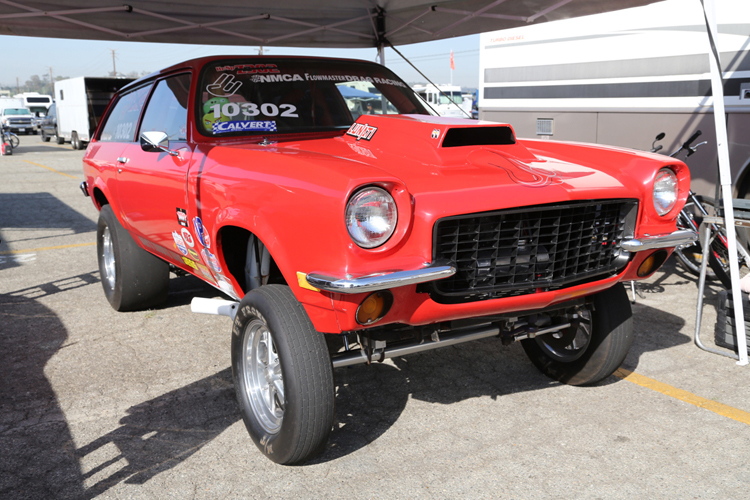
[213,120,276,134]
[172,231,188,256]
[181,227,195,248]
[193,217,211,249]
[346,123,377,141]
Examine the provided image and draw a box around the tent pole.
[378,43,385,65]
[702,0,748,365]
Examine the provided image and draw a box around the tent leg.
[702,0,748,365]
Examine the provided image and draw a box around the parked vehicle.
[54,77,134,149]
[478,0,750,203]
[82,55,696,465]
[0,106,34,135]
[412,83,472,118]
[40,102,61,144]
[13,92,53,115]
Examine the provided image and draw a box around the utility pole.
[110,49,117,77]
[48,67,54,93]
[16,77,19,94]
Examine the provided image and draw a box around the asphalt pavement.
[1,134,750,500]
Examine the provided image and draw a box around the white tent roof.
[0,0,661,48]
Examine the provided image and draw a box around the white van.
[413,84,473,118]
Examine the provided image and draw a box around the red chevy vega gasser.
[82,56,696,464]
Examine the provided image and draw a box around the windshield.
[3,108,31,116]
[198,58,431,137]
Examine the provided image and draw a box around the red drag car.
[82,56,696,464]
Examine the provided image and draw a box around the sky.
[0,33,480,90]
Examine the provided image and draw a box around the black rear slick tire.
[96,204,169,311]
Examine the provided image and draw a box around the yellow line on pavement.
[22,159,79,179]
[0,242,95,255]
[614,368,750,426]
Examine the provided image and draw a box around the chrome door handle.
[117,157,129,164]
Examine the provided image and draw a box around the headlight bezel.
[345,185,398,249]
[652,167,679,216]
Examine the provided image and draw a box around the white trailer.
[478,0,750,200]
[54,77,134,150]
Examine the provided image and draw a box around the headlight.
[345,187,397,248]
[653,168,678,216]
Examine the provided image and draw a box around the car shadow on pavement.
[0,293,86,500]
[75,368,239,499]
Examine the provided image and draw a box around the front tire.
[41,129,51,142]
[231,285,335,465]
[521,284,633,386]
[96,204,169,311]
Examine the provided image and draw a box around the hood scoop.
[442,125,515,148]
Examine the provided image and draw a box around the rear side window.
[139,74,191,142]
[98,84,152,142]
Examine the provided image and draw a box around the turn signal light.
[356,291,393,325]
[637,250,668,277]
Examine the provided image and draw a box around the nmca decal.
[346,123,377,141]
[251,74,304,83]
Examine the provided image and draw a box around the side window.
[98,85,152,142]
[139,74,191,142]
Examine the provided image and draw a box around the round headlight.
[653,168,678,216]
[345,187,397,248]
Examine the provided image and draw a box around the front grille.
[428,200,637,302]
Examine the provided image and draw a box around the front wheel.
[231,285,335,464]
[96,204,169,311]
[41,129,51,142]
[521,284,633,386]
[8,133,20,149]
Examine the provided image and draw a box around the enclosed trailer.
[54,77,134,149]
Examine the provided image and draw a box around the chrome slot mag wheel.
[101,226,116,290]
[243,318,284,434]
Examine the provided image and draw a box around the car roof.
[119,54,381,94]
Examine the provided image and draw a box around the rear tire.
[521,284,633,386]
[231,285,335,464]
[96,204,169,311]
[71,131,84,150]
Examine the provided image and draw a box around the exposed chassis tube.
[331,322,571,369]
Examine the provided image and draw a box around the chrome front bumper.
[306,264,456,294]
[306,230,695,295]
[621,229,698,252]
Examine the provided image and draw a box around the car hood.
[219,114,642,206]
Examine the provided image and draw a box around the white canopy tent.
[1,0,743,364]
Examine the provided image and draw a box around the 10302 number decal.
[210,102,298,119]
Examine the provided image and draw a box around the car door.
[116,73,195,265]
[84,83,153,216]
